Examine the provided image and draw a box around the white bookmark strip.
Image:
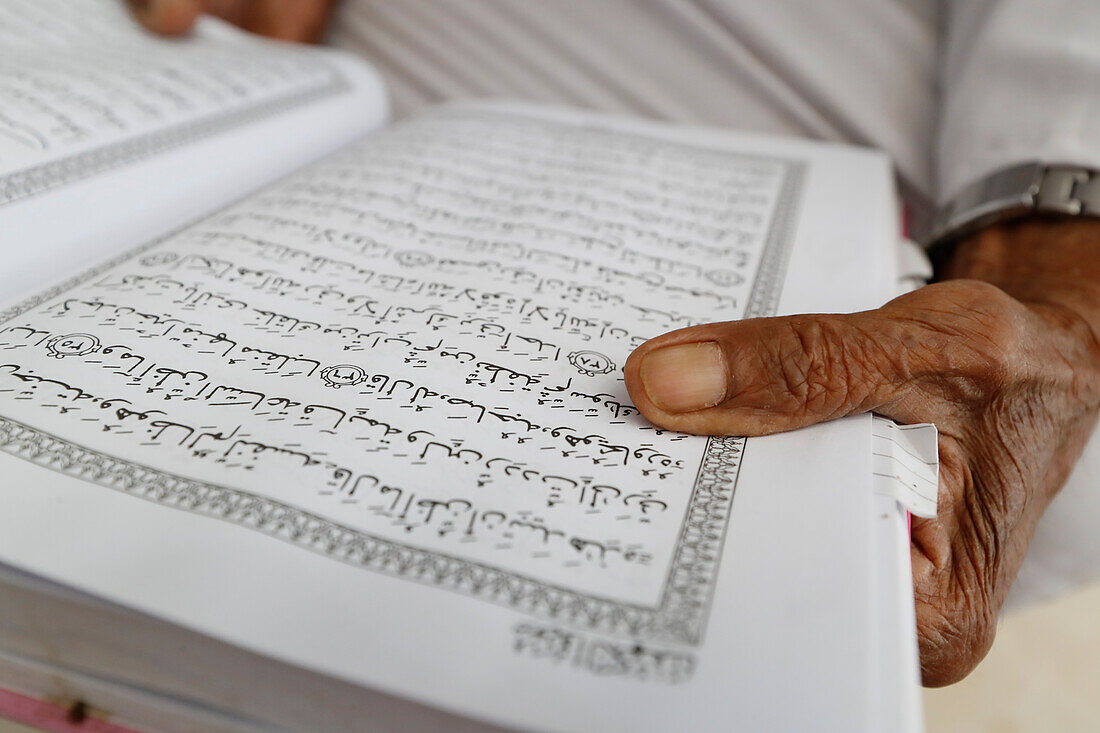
[872,416,940,518]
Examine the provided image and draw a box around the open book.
[0,2,928,731]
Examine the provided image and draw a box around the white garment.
[331,0,938,205]
[940,1,1100,205]
[330,0,1100,608]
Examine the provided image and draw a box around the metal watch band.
[925,162,1100,250]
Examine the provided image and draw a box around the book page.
[0,0,350,201]
[0,0,387,303]
[0,103,904,731]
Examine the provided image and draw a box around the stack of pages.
[0,1,931,731]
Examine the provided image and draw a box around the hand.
[624,218,1100,686]
[127,0,337,42]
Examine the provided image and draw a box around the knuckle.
[916,579,998,687]
[912,280,1028,395]
[953,283,1024,371]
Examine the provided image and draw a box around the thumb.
[623,310,926,436]
[129,0,202,35]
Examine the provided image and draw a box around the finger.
[623,312,912,436]
[202,0,250,27]
[128,0,203,35]
[241,0,336,42]
[622,283,1014,436]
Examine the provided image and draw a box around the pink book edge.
[0,688,143,733]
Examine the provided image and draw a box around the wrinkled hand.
[624,218,1100,686]
[127,0,336,42]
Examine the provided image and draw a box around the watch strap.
[926,162,1100,251]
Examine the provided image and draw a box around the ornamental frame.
[0,113,805,645]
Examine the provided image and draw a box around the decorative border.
[0,68,350,208]
[655,161,805,644]
[0,114,805,645]
[744,159,805,322]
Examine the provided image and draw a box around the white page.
[0,0,388,302]
[0,102,904,732]
[871,494,924,733]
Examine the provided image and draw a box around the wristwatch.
[925,162,1100,253]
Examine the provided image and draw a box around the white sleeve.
[937,0,1100,202]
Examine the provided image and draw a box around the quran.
[0,2,930,731]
